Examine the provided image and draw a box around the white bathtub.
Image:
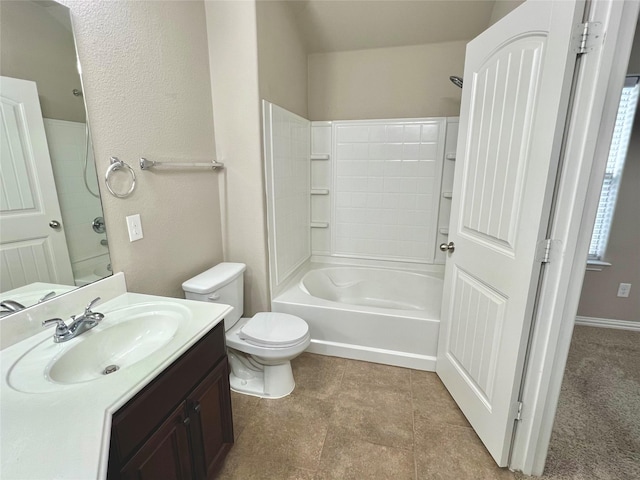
[73,254,112,287]
[272,262,443,371]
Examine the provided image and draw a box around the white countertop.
[0,292,232,480]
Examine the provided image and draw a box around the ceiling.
[287,0,497,54]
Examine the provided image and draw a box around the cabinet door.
[188,359,234,480]
[119,404,193,480]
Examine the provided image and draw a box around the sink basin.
[7,302,191,393]
[48,314,179,384]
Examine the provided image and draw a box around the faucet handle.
[85,297,101,314]
[42,318,68,336]
[38,291,56,303]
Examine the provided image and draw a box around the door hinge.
[536,238,553,264]
[573,22,603,55]
[515,401,524,422]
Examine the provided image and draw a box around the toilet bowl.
[182,263,310,398]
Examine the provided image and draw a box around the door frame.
[509,0,640,475]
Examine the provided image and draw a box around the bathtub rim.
[272,259,443,371]
[274,259,444,318]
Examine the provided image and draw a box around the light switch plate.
[126,214,143,242]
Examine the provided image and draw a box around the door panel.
[447,266,507,408]
[437,0,584,466]
[461,38,545,253]
[0,76,73,291]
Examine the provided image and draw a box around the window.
[588,76,639,262]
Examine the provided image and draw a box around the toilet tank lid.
[182,263,246,294]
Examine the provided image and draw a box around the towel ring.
[105,157,136,198]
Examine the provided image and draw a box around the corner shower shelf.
[311,189,330,195]
[442,191,453,199]
[310,222,329,228]
[446,153,456,161]
[310,154,330,161]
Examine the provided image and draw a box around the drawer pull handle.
[194,403,201,414]
[183,416,191,426]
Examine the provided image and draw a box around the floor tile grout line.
[410,369,419,480]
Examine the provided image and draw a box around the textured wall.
[256,0,309,118]
[65,0,223,299]
[308,41,466,121]
[578,112,640,322]
[488,0,525,26]
[0,0,85,122]
[577,24,640,322]
[205,0,270,315]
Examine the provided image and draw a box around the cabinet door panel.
[119,405,192,480]
[189,359,234,480]
[112,323,225,462]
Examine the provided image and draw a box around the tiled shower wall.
[312,118,452,264]
[263,102,311,291]
[43,119,108,280]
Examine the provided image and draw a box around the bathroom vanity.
[108,321,233,479]
[0,274,234,479]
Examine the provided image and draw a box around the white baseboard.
[575,316,640,331]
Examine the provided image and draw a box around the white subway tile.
[367,160,385,176]
[402,143,421,160]
[398,194,417,209]
[353,143,370,159]
[419,143,438,160]
[351,192,367,208]
[383,160,403,176]
[368,143,386,160]
[421,124,440,142]
[337,143,355,159]
[337,126,369,143]
[367,177,384,193]
[401,160,421,177]
[366,193,383,208]
[403,125,421,142]
[383,177,402,193]
[383,143,403,160]
[382,193,400,208]
[369,126,386,142]
[386,125,404,142]
[417,181,435,195]
[400,177,418,193]
[336,192,352,207]
[417,161,436,177]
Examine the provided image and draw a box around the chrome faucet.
[42,297,104,343]
[0,300,26,317]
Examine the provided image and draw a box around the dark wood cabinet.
[108,322,233,480]
[119,405,193,480]
[188,360,234,480]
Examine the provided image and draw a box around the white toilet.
[182,263,310,399]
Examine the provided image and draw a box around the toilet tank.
[182,263,246,330]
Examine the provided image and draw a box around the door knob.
[49,220,61,229]
[439,241,455,253]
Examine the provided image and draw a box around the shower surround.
[263,101,458,369]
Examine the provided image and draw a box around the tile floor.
[216,353,516,479]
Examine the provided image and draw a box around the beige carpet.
[524,325,640,479]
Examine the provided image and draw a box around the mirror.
[0,0,111,314]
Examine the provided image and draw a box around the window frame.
[587,75,639,263]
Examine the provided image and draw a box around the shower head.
[449,76,463,88]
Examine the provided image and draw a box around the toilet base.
[228,352,296,399]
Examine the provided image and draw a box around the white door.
[0,76,74,291]
[436,0,584,466]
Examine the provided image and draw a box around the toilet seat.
[239,312,309,348]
